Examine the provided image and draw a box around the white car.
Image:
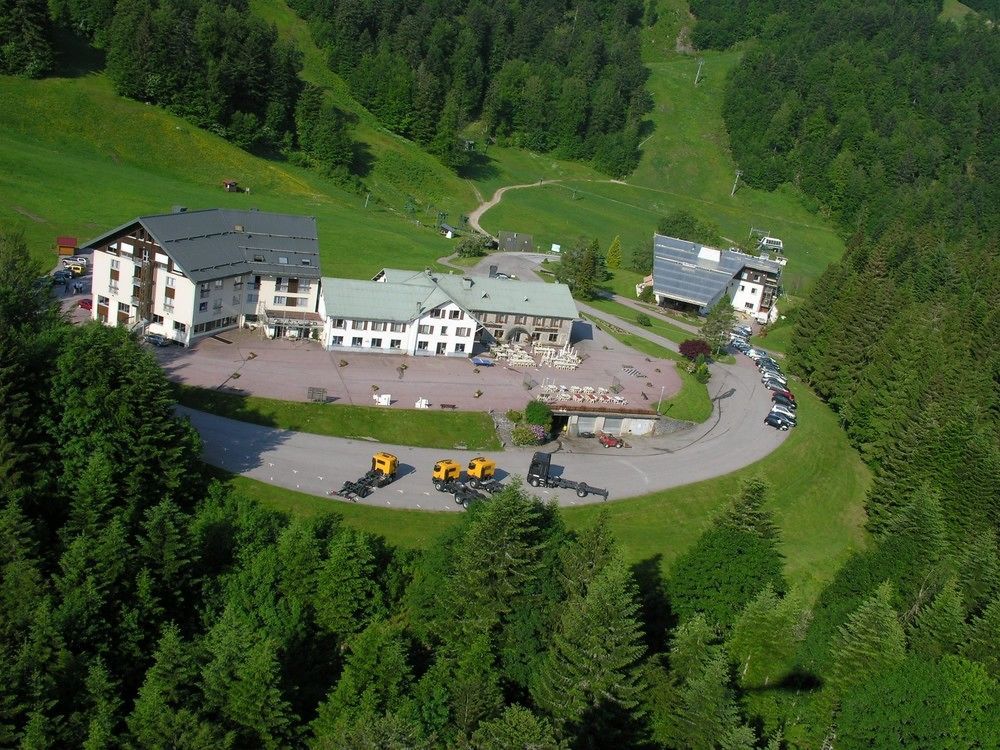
[61,255,88,267]
[762,372,787,386]
[747,348,768,361]
[770,403,796,420]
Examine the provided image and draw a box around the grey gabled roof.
[322,268,578,323]
[652,234,782,307]
[81,209,320,282]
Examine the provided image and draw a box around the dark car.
[78,298,93,311]
[144,333,171,347]
[763,380,794,398]
[764,412,793,431]
[771,393,796,410]
[757,357,779,370]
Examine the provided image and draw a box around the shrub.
[638,285,654,302]
[689,354,712,384]
[636,313,652,327]
[680,338,712,361]
[505,409,523,423]
[456,235,489,258]
[511,425,540,445]
[524,400,553,429]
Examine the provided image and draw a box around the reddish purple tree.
[680,339,712,361]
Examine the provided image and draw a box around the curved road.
[184,250,789,511]
[466,180,563,239]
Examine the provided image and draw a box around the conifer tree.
[450,633,504,739]
[82,659,120,750]
[665,645,753,749]
[606,235,623,270]
[962,597,1000,678]
[827,582,906,697]
[728,585,804,688]
[471,705,563,750]
[314,528,385,641]
[908,577,966,659]
[700,295,736,354]
[531,560,647,746]
[955,529,1000,615]
[558,509,616,600]
[721,477,778,540]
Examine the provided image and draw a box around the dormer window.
[278,256,288,264]
[301,259,311,266]
[253,254,265,262]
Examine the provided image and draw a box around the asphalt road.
[184,251,789,512]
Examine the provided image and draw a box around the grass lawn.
[580,313,681,363]
[657,362,713,422]
[230,383,868,602]
[586,297,692,344]
[175,384,502,450]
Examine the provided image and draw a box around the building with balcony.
[319,268,578,356]
[81,208,322,345]
[641,234,783,324]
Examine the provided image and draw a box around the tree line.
[286,0,653,176]
[4,218,1000,746]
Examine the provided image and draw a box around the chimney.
[462,277,473,289]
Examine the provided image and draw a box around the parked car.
[144,333,171,347]
[760,366,784,380]
[733,324,752,337]
[597,432,625,449]
[756,356,779,370]
[747,348,769,361]
[764,381,794,400]
[78,298,93,311]
[764,412,793,431]
[52,269,72,283]
[770,403,797,421]
[61,255,88,268]
[762,374,788,389]
[732,342,751,354]
[771,393,796,410]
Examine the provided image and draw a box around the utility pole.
[364,192,371,209]
[695,58,705,86]
[730,169,742,197]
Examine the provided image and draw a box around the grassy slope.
[939,0,980,22]
[176,384,502,450]
[235,384,868,599]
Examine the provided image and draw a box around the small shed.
[440,223,461,239]
[498,231,534,253]
[56,236,78,256]
[222,180,244,193]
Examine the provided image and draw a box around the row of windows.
[329,337,467,353]
[428,308,463,319]
[484,313,560,326]
[416,325,472,336]
[492,329,560,343]
[193,316,237,334]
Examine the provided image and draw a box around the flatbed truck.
[526,451,609,500]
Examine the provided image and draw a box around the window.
[745,302,754,310]
[449,309,461,319]
[233,276,243,288]
[278,256,288,265]
[285,298,299,308]
[233,295,241,306]
[456,327,471,337]
[331,336,343,345]
[108,283,119,294]
[496,314,509,324]
[390,339,401,349]
[390,323,405,332]
[332,319,345,328]
[548,333,559,342]
[751,288,757,295]
[531,331,540,340]
[371,321,387,332]
[299,279,311,292]
[110,259,120,270]
[174,321,187,332]
[275,278,285,291]
[273,296,286,306]
[742,271,749,279]
[740,284,745,291]
[440,326,448,336]
[163,299,174,312]
[301,258,311,266]
[455,343,466,353]
[213,299,223,310]
[532,316,544,325]
[371,338,382,348]
[352,320,368,330]
[494,329,503,338]
[98,296,109,306]
[430,309,443,318]
[199,302,208,312]
[165,276,175,288]
[245,292,258,304]
[253,254,265,262]
[152,314,164,324]
[352,337,363,347]
[199,285,209,299]
[514,315,527,325]
[118,302,130,312]
[418,324,432,335]
[417,341,429,350]
[214,279,224,288]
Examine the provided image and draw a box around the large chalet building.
[320,268,579,356]
[82,209,323,345]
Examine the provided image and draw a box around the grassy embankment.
[175,385,502,450]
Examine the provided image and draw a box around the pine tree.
[827,582,906,697]
[314,528,385,641]
[449,633,504,738]
[728,585,804,688]
[962,597,1000,678]
[721,477,779,540]
[954,529,1000,615]
[470,705,563,750]
[0,0,54,77]
[908,577,966,659]
[605,235,623,270]
[668,651,752,750]
[531,560,647,746]
[558,509,616,600]
[81,659,120,750]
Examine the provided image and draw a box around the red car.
[598,432,626,448]
[78,298,93,311]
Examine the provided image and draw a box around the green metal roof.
[322,269,578,323]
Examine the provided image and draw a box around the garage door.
[576,416,598,433]
[602,417,624,435]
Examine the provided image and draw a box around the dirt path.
[466,179,563,239]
